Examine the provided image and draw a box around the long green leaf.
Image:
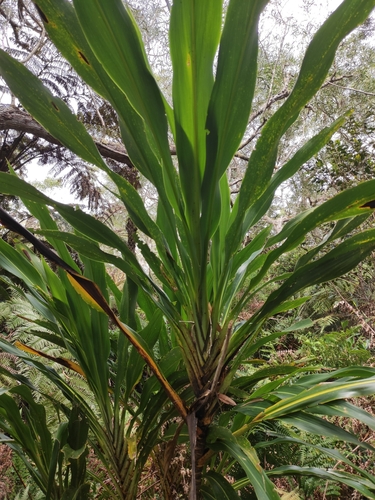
[252,376,375,422]
[0,49,107,171]
[280,412,375,452]
[227,0,375,255]
[201,0,268,239]
[233,365,306,392]
[124,310,163,401]
[0,174,142,267]
[0,238,46,290]
[243,112,352,231]
[256,228,375,320]
[268,467,375,498]
[297,366,375,386]
[308,400,375,430]
[11,385,53,466]
[78,256,111,403]
[72,0,172,173]
[221,226,271,316]
[294,214,371,270]
[170,0,222,225]
[34,0,181,220]
[207,426,280,499]
[267,179,375,250]
[33,0,111,99]
[36,230,147,287]
[202,471,239,499]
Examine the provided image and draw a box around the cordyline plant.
[1,0,375,498]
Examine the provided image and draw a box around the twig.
[89,88,106,129]
[21,24,45,64]
[137,479,161,498]
[327,82,375,96]
[234,151,250,161]
[237,74,354,152]
[237,118,267,152]
[237,91,289,151]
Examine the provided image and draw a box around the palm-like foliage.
[0,0,375,498]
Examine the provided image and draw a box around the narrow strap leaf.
[227,0,375,255]
[0,208,187,420]
[170,0,222,227]
[14,341,85,377]
[72,0,172,170]
[0,49,107,172]
[202,0,268,240]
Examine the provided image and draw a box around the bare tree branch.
[237,89,290,151]
[0,73,359,170]
[0,104,134,166]
[327,82,375,96]
[237,74,355,153]
[20,24,45,63]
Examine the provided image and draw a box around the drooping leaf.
[14,341,85,377]
[308,400,375,430]
[255,434,375,490]
[256,228,375,321]
[268,467,375,499]
[0,207,187,420]
[252,375,375,422]
[0,49,107,171]
[202,471,240,499]
[207,426,281,499]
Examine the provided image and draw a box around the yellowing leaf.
[128,434,137,460]
[66,272,106,313]
[15,341,85,376]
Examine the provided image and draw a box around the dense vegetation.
[0,1,375,498]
